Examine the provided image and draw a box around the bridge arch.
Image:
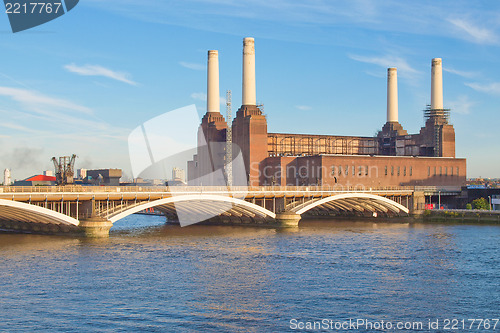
[0,199,80,226]
[292,193,409,216]
[109,194,277,224]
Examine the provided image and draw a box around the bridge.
[0,185,448,237]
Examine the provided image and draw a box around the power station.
[188,38,466,188]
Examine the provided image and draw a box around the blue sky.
[0,0,499,180]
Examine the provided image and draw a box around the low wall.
[424,209,500,223]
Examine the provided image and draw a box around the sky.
[0,0,499,180]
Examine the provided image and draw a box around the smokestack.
[207,50,220,113]
[242,37,256,106]
[387,68,398,123]
[431,58,443,110]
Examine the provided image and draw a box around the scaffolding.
[267,133,379,157]
[424,104,450,123]
[225,90,233,186]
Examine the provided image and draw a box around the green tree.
[472,197,490,210]
[465,203,472,210]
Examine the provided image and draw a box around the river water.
[0,216,499,332]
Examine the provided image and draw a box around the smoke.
[78,155,94,169]
[0,147,45,180]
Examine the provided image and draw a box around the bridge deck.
[0,185,459,194]
[0,187,416,203]
[0,185,459,236]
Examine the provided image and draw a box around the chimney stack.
[242,37,256,106]
[387,67,398,123]
[207,50,220,113]
[431,58,443,110]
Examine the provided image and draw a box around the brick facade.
[261,155,466,188]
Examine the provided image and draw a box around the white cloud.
[465,82,500,95]
[64,63,138,86]
[190,92,207,101]
[0,122,40,133]
[0,86,92,115]
[295,105,312,111]
[348,54,419,77]
[191,92,227,105]
[443,67,479,79]
[0,87,121,133]
[448,18,498,44]
[85,0,500,48]
[447,95,475,115]
[180,62,206,71]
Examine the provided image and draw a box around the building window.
[445,167,448,176]
[404,166,407,176]
[331,166,336,175]
[358,166,362,176]
[440,167,442,176]
[451,167,453,176]
[338,166,342,175]
[457,167,459,176]
[365,166,369,176]
[428,167,430,176]
[345,165,348,176]
[397,166,400,176]
[385,166,388,176]
[352,166,355,176]
[434,167,436,176]
[391,166,394,176]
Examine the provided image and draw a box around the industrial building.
[13,175,57,186]
[84,169,122,186]
[188,38,466,188]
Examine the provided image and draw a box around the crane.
[51,154,77,185]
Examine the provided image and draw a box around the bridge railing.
[0,185,428,194]
[413,186,463,193]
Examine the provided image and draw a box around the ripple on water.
[0,218,499,332]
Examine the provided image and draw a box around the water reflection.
[0,218,499,332]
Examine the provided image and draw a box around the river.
[0,216,499,332]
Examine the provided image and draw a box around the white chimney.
[387,67,398,123]
[207,50,220,113]
[431,58,443,110]
[242,37,256,106]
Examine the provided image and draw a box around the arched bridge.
[289,193,409,216]
[0,186,419,236]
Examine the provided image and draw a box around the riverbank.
[422,209,500,224]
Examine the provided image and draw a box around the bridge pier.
[410,191,426,216]
[79,217,113,238]
[274,212,301,227]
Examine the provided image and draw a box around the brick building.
[188,38,466,188]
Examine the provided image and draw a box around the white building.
[43,170,54,177]
[77,169,87,180]
[172,168,186,183]
[3,169,11,186]
[492,195,500,211]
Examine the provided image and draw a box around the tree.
[466,203,472,210]
[472,197,490,210]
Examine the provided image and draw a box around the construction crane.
[225,90,233,187]
[51,154,77,185]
